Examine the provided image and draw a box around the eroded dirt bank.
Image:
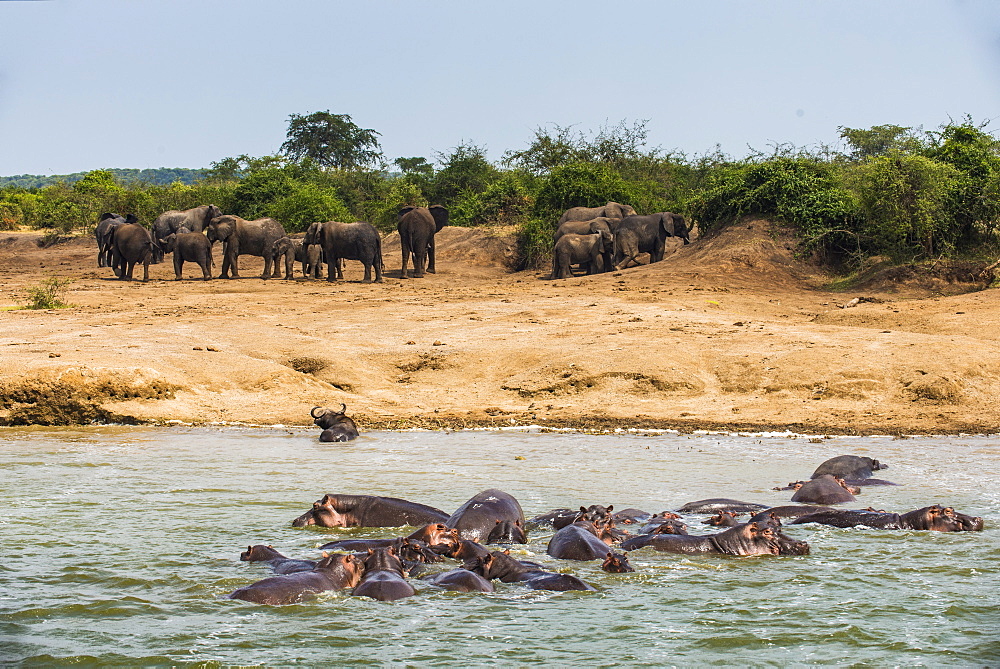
[1,222,998,434]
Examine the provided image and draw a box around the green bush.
[532,162,639,222]
[23,277,73,310]
[269,183,352,232]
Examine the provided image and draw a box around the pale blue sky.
[1,0,998,176]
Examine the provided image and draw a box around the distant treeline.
[0,168,205,189]
[1,116,998,270]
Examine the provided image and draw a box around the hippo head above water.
[601,552,635,573]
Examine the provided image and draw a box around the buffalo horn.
[310,406,325,419]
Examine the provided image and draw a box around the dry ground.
[1,221,998,434]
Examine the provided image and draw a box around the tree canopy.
[280,111,383,170]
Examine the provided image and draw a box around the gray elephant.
[268,236,299,280]
[553,218,615,272]
[614,212,689,269]
[109,223,156,281]
[206,215,286,279]
[151,204,221,262]
[161,231,213,280]
[397,205,448,278]
[551,231,614,279]
[304,222,340,279]
[558,201,637,225]
[94,213,136,267]
[315,221,384,283]
[303,242,323,279]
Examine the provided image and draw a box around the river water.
[1,427,998,666]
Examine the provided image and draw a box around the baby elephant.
[551,231,613,279]
[311,404,359,442]
[161,232,213,280]
[269,237,300,280]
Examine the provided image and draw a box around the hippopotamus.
[444,539,492,562]
[318,523,459,552]
[792,505,984,532]
[485,518,527,544]
[676,499,771,514]
[811,455,887,481]
[748,506,835,523]
[637,513,688,535]
[240,544,317,574]
[601,552,635,573]
[552,504,614,530]
[703,511,741,527]
[622,521,809,556]
[311,404,360,442]
[791,474,857,504]
[292,493,449,528]
[422,569,495,593]
[352,546,415,601]
[228,552,364,605]
[610,508,653,526]
[445,489,526,543]
[463,550,596,592]
[546,521,615,561]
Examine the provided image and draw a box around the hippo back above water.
[446,489,526,543]
[811,455,887,481]
[292,493,449,528]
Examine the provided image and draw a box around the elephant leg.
[141,258,150,282]
[201,258,212,280]
[400,239,411,278]
[326,256,338,282]
[174,255,183,280]
[374,255,383,283]
[426,239,436,274]
[362,261,373,283]
[412,246,426,278]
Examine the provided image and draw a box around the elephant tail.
[375,234,384,271]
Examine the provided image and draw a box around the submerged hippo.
[622,521,809,556]
[463,550,596,592]
[352,546,415,602]
[547,521,615,561]
[446,489,526,543]
[422,568,495,593]
[677,499,771,514]
[228,553,364,605]
[292,493,450,528]
[318,523,459,552]
[791,475,856,505]
[811,455,887,481]
[792,505,984,532]
[601,552,635,573]
[239,545,317,574]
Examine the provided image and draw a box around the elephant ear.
[398,206,416,219]
[124,214,138,224]
[429,205,449,232]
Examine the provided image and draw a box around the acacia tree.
[280,111,383,170]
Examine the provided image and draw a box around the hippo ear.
[322,551,329,557]
[246,545,253,552]
[606,552,613,559]
[267,544,273,548]
[367,548,374,555]
[495,519,501,525]
[387,545,397,556]
[580,506,588,513]
[503,548,510,555]
[607,505,614,512]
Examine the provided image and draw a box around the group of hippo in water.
[226,454,984,605]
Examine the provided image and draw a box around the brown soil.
[1,221,998,434]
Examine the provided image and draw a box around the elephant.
[614,213,690,269]
[551,231,614,279]
[311,221,383,283]
[558,201,637,225]
[553,219,615,272]
[151,204,221,263]
[268,236,299,280]
[228,553,364,605]
[310,404,359,442]
[397,205,449,278]
[109,223,156,281]
[303,242,323,279]
[205,215,285,279]
[94,213,135,267]
[160,231,213,280]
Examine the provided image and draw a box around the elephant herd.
[94,199,689,283]
[551,201,691,280]
[224,454,983,605]
[94,204,451,284]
